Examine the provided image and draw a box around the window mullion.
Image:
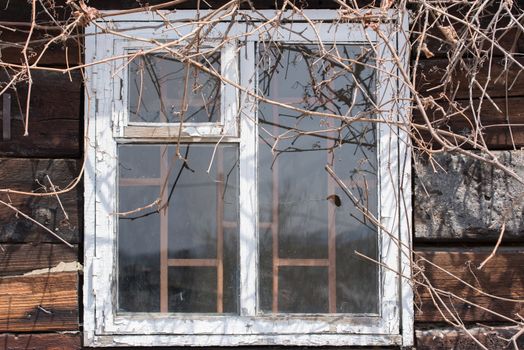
[239,41,257,316]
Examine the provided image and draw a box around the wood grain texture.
[0,272,78,332]
[0,158,82,244]
[0,333,81,350]
[413,96,524,149]
[415,248,524,322]
[416,326,524,350]
[416,57,524,99]
[0,244,77,277]
[0,70,81,158]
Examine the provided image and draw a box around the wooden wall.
[0,1,523,349]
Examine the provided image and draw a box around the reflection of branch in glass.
[129,52,221,124]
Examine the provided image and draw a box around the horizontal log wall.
[0,2,83,346]
[0,1,523,349]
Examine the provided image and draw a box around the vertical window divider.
[239,41,257,316]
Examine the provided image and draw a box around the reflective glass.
[118,144,239,313]
[128,52,221,123]
[257,44,379,314]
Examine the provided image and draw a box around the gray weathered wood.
[415,151,524,241]
[416,326,524,350]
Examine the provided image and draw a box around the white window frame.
[84,9,412,347]
[112,40,238,138]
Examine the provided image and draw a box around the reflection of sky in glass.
[117,144,239,314]
[258,44,379,314]
[128,53,221,123]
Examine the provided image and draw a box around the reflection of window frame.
[84,9,412,347]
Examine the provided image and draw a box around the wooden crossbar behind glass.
[117,144,239,314]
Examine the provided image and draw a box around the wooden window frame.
[84,9,413,347]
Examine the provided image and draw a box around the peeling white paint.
[84,8,413,347]
[23,261,83,276]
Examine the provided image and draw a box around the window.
[84,9,412,347]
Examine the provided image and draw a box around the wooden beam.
[0,71,81,158]
[413,96,524,149]
[413,15,524,60]
[416,326,524,350]
[416,57,524,99]
[0,244,77,277]
[415,248,524,322]
[167,259,217,267]
[276,259,329,267]
[0,158,81,244]
[0,29,81,67]
[0,333,81,350]
[159,146,169,313]
[0,272,78,332]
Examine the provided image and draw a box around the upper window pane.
[257,44,379,314]
[128,52,221,124]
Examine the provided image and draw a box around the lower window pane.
[257,43,379,314]
[118,144,239,314]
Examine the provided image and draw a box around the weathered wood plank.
[413,96,524,149]
[0,28,81,67]
[0,158,81,244]
[416,57,524,99]
[414,151,524,242]
[0,333,81,350]
[0,0,357,23]
[0,0,72,23]
[0,272,78,332]
[0,70,81,158]
[413,7,524,59]
[415,248,524,322]
[0,244,77,277]
[416,326,524,350]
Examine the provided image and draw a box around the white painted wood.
[397,10,414,348]
[88,332,403,347]
[84,9,413,347]
[376,34,401,337]
[102,9,398,23]
[112,38,238,139]
[239,41,257,317]
[83,22,98,347]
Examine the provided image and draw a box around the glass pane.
[118,144,239,314]
[258,44,379,314]
[128,52,221,123]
